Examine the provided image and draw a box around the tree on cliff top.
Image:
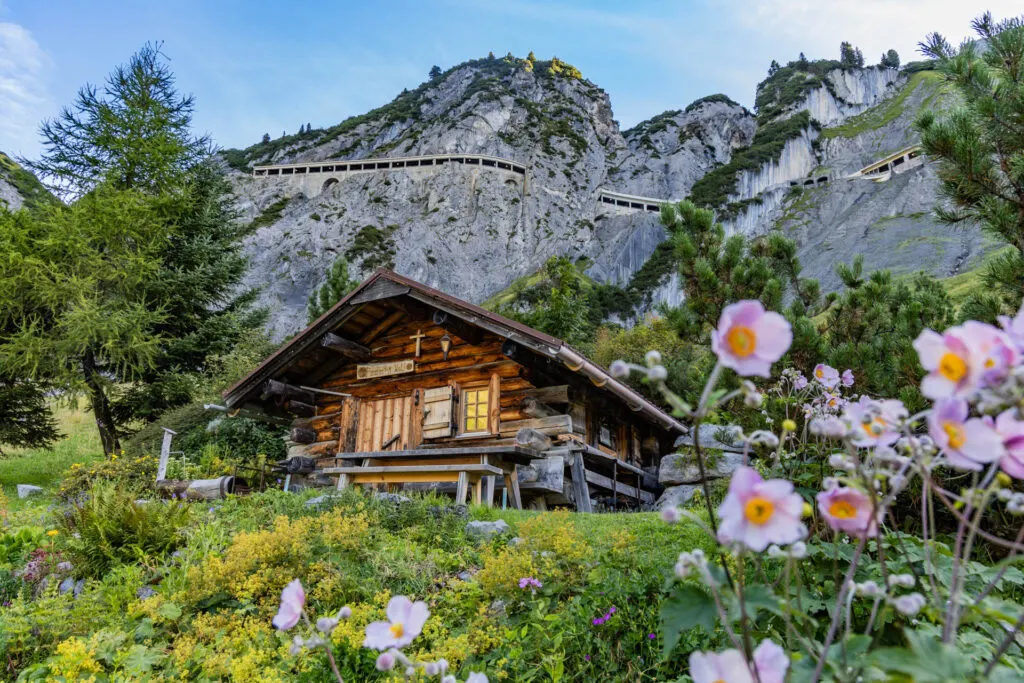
[307,258,358,323]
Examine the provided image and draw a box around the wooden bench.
[321,445,539,508]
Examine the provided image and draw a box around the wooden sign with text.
[356,359,415,380]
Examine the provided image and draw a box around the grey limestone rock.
[656,484,701,509]
[465,519,511,542]
[659,451,745,486]
[16,484,43,499]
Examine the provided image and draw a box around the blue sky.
[1,1,1018,159]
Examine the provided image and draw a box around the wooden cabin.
[223,270,684,510]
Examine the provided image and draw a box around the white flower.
[289,635,303,656]
[648,364,668,381]
[442,677,457,683]
[338,606,352,619]
[745,392,764,408]
[467,674,489,683]
[893,593,926,616]
[645,350,663,366]
[747,430,780,448]
[609,360,630,378]
[887,574,915,588]
[316,617,338,634]
[661,506,681,524]
[788,541,807,559]
[363,596,430,650]
[855,581,882,597]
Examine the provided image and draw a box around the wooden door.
[422,386,454,439]
[355,395,415,452]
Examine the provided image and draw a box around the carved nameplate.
[356,359,415,380]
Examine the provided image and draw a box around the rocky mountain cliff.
[221,54,991,339]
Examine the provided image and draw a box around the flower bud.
[855,581,882,597]
[375,652,396,672]
[442,677,457,683]
[647,365,668,381]
[661,506,681,524]
[782,419,797,432]
[609,360,630,379]
[996,472,1013,488]
[316,617,337,634]
[887,574,915,588]
[892,593,925,616]
[801,502,813,518]
[645,350,662,366]
[789,541,807,558]
[744,392,764,408]
[337,605,352,619]
[406,667,416,677]
[289,635,304,656]
[424,662,441,676]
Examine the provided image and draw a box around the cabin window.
[461,387,490,434]
[598,419,617,450]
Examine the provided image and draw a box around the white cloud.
[731,1,1023,65]
[0,22,50,158]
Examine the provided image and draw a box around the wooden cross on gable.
[409,329,426,357]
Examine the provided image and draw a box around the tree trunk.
[82,349,120,455]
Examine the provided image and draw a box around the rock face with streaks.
[222,56,753,338]
[220,56,986,338]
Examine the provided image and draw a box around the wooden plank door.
[355,396,415,451]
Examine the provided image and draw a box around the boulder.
[673,424,745,453]
[305,494,342,508]
[58,577,76,595]
[656,484,700,509]
[136,586,157,600]
[465,519,511,543]
[374,492,411,505]
[659,451,745,486]
[16,484,43,499]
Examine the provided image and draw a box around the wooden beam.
[322,463,503,476]
[262,379,314,404]
[504,385,570,405]
[329,445,543,465]
[290,427,317,444]
[521,396,558,418]
[570,452,593,512]
[286,400,316,417]
[499,414,572,438]
[583,469,655,504]
[432,309,483,344]
[515,427,553,452]
[321,332,371,360]
[360,310,405,344]
[349,279,410,305]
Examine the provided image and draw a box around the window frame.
[458,384,492,437]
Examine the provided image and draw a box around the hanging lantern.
[440,334,452,361]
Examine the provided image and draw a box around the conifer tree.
[916,13,1024,312]
[527,51,536,64]
[6,44,258,451]
[880,49,900,68]
[768,59,781,76]
[307,258,358,323]
[261,133,271,144]
[429,65,442,80]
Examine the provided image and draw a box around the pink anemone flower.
[928,398,1004,472]
[913,326,986,399]
[363,596,430,650]
[272,579,305,631]
[816,483,880,538]
[711,300,792,378]
[813,364,840,388]
[752,640,790,683]
[992,410,1024,479]
[689,648,754,683]
[998,301,1024,353]
[964,321,1018,388]
[717,467,806,552]
[843,397,906,448]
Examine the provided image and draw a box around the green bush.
[56,483,191,578]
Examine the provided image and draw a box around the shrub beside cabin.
[224,270,683,510]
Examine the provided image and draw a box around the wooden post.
[336,473,350,490]
[473,477,483,505]
[157,428,176,482]
[456,471,469,505]
[570,452,593,513]
[504,464,522,510]
[290,427,316,444]
[483,476,495,507]
[321,332,371,360]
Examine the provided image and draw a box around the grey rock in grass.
[656,484,701,509]
[659,451,745,486]
[305,494,342,508]
[136,586,157,600]
[16,484,43,498]
[58,577,76,595]
[465,519,511,542]
[374,492,411,505]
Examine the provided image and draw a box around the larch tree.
[916,13,1024,315]
[5,43,258,452]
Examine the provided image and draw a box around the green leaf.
[660,584,718,657]
[156,601,182,621]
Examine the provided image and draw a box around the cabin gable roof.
[223,269,684,433]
